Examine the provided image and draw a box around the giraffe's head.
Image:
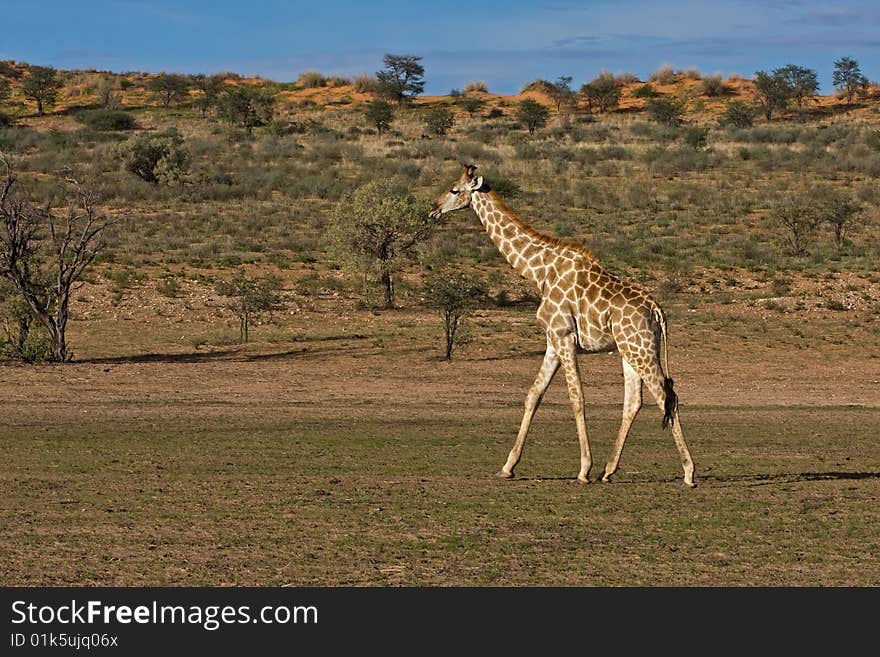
[428,164,485,219]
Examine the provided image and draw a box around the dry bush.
[298,71,327,88]
[679,67,702,80]
[463,80,488,93]
[327,76,351,88]
[352,74,378,93]
[614,72,641,85]
[700,75,727,97]
[649,65,677,85]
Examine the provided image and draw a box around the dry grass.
[1,295,878,586]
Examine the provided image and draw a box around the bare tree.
[0,155,111,361]
[770,194,820,257]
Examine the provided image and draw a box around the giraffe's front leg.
[602,359,643,483]
[552,333,592,484]
[498,339,560,479]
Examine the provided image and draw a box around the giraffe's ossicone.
[430,165,695,487]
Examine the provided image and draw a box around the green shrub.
[156,275,181,298]
[459,96,486,115]
[76,109,136,131]
[365,100,394,134]
[719,100,756,128]
[115,129,189,185]
[646,96,686,126]
[423,106,454,136]
[631,83,658,98]
[683,126,709,150]
[0,289,54,363]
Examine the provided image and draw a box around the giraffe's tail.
[652,305,678,430]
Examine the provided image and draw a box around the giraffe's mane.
[487,192,598,262]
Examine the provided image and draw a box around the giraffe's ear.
[468,176,484,191]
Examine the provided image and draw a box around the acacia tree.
[515,98,550,134]
[776,64,819,114]
[328,179,432,308]
[214,270,283,343]
[423,266,486,361]
[549,75,575,112]
[833,57,869,106]
[147,73,190,108]
[364,99,394,134]
[581,73,620,114]
[753,70,792,120]
[216,86,276,134]
[0,155,111,361]
[22,65,62,116]
[376,54,425,106]
[190,73,225,116]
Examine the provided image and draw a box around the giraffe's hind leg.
[602,358,643,483]
[640,365,696,488]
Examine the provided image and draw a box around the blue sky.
[3,0,878,94]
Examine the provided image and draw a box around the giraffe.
[429,165,695,487]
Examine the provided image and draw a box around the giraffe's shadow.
[701,471,880,486]
[508,471,880,485]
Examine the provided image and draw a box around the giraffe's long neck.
[470,191,550,288]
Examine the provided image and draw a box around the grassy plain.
[1,300,878,586]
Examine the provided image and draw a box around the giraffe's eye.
[450,188,460,194]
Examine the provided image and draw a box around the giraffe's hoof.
[577,475,590,485]
[495,469,514,480]
[684,480,697,489]
[601,473,612,483]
